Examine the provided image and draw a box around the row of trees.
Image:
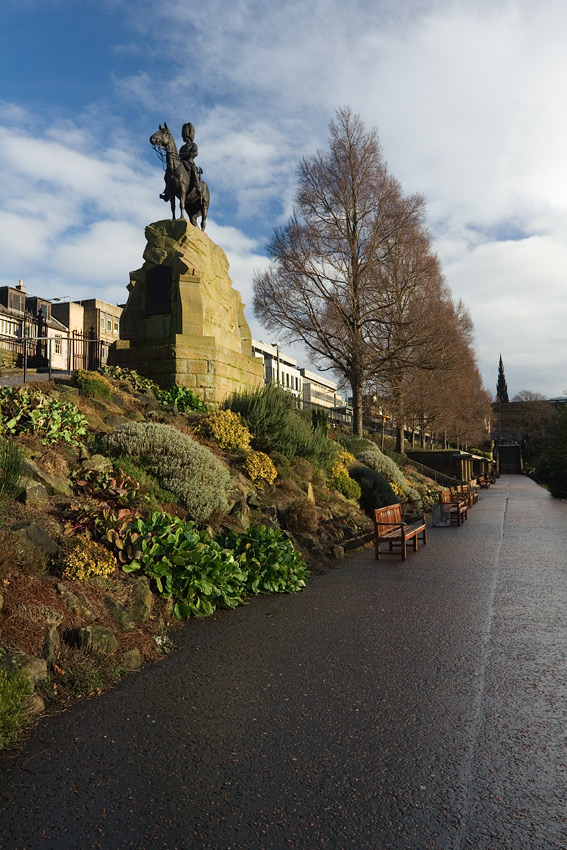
[254,107,490,442]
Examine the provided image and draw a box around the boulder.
[68,626,118,654]
[27,693,46,716]
[331,544,345,560]
[130,576,153,623]
[81,454,113,475]
[18,481,49,507]
[12,524,60,557]
[43,625,61,665]
[121,648,143,671]
[22,458,73,497]
[104,597,135,632]
[105,414,129,428]
[56,583,96,622]
[1,652,48,688]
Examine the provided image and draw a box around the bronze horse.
[150,123,209,230]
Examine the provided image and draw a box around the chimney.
[16,280,26,292]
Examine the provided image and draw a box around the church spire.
[496,354,509,403]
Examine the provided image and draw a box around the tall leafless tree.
[253,107,425,436]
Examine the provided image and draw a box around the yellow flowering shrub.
[243,451,277,488]
[336,450,356,466]
[328,458,361,500]
[199,410,252,451]
[62,538,116,581]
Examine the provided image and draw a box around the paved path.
[1,476,566,849]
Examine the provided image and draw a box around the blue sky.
[1,0,566,398]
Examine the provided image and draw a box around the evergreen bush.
[348,466,399,515]
[104,423,232,524]
[225,384,336,466]
[72,370,113,400]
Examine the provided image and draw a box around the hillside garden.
[0,369,441,751]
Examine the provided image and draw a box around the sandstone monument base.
[110,220,264,403]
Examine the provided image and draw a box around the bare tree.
[253,107,425,436]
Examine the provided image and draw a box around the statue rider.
[160,122,203,203]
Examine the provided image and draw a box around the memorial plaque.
[146,266,172,315]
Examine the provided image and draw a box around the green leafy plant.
[0,665,32,751]
[0,386,88,444]
[0,437,27,498]
[104,422,232,524]
[114,512,246,618]
[156,385,207,412]
[219,525,309,594]
[98,365,159,395]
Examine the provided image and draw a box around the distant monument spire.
[496,354,509,403]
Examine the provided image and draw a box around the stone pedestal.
[110,220,264,403]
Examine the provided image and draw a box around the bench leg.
[374,533,380,560]
[423,527,427,546]
[401,536,407,560]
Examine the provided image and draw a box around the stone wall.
[110,220,264,403]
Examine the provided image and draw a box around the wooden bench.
[451,484,478,508]
[374,503,427,561]
[477,475,490,489]
[440,489,468,525]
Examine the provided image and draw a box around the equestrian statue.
[150,122,210,230]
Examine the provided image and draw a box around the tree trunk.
[395,422,405,455]
[351,381,364,436]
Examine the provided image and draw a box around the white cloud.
[1,0,565,397]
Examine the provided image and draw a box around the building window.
[100,315,105,330]
[54,335,62,355]
[113,321,119,334]
[107,319,112,332]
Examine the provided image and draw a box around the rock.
[135,392,160,411]
[22,458,73,497]
[121,648,143,671]
[293,532,317,551]
[12,524,60,556]
[56,583,96,622]
[82,454,113,474]
[106,414,129,428]
[1,652,48,688]
[77,444,91,461]
[331,544,345,560]
[303,482,316,504]
[247,491,261,509]
[18,481,49,507]
[111,393,126,409]
[229,497,251,529]
[27,693,45,716]
[68,626,118,654]
[43,625,61,665]
[130,576,153,623]
[127,409,145,422]
[104,597,135,632]
[55,383,80,396]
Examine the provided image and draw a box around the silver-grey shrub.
[104,423,232,524]
[356,447,422,510]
